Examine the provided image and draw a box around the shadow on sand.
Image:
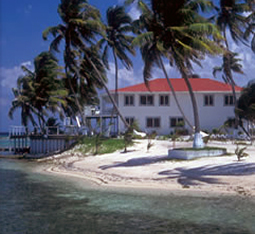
[158,163,255,186]
[99,155,168,170]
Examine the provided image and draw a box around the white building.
[100,78,242,135]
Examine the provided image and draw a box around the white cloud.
[106,62,140,89]
[0,61,33,89]
[116,0,141,20]
[128,3,141,20]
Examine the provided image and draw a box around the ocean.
[1,158,255,233]
[0,132,9,148]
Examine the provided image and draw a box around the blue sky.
[0,0,254,132]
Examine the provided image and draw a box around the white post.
[193,132,204,148]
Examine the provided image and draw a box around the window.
[146,117,160,128]
[204,95,214,106]
[170,117,184,127]
[125,117,135,125]
[159,95,169,106]
[124,95,134,106]
[224,95,234,106]
[140,95,154,106]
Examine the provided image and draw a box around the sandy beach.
[39,139,255,197]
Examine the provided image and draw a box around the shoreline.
[37,139,255,197]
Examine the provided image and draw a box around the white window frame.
[170,117,185,127]
[146,117,161,128]
[140,95,154,106]
[124,95,135,106]
[224,94,234,106]
[204,95,214,106]
[159,95,170,106]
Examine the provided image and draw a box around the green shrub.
[235,145,249,161]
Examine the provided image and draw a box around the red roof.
[117,78,242,92]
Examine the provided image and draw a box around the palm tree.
[99,5,135,125]
[9,52,68,130]
[60,47,105,124]
[214,0,249,131]
[9,74,38,128]
[150,0,223,148]
[132,0,193,129]
[236,81,255,137]
[43,0,129,130]
[244,10,255,53]
[43,0,102,124]
[213,52,244,85]
[213,52,244,130]
[33,52,68,126]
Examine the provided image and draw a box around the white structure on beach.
[100,78,242,135]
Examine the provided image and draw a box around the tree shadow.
[158,163,255,186]
[99,155,168,170]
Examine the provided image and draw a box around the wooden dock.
[8,126,80,156]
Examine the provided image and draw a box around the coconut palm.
[213,52,244,130]
[33,52,67,124]
[43,0,129,129]
[216,0,249,47]
[99,5,135,118]
[132,0,193,128]
[43,0,102,124]
[244,10,255,53]
[214,0,249,130]
[9,75,38,128]
[9,52,68,130]
[236,81,255,137]
[213,52,244,85]
[150,0,223,148]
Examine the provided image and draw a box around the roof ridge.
[115,78,242,93]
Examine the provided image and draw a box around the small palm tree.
[9,76,38,128]
[213,52,244,102]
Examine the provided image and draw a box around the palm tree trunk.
[158,56,193,129]
[64,38,85,126]
[224,30,239,132]
[113,49,119,108]
[109,49,120,135]
[65,65,85,126]
[86,56,130,129]
[182,73,204,148]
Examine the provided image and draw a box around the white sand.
[40,139,255,197]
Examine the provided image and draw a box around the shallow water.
[1,158,255,234]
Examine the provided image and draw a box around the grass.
[75,137,128,155]
[174,146,226,151]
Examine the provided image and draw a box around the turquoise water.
[0,135,10,148]
[0,133,30,155]
[1,159,255,233]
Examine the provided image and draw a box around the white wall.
[109,91,240,135]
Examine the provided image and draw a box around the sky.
[0,0,254,132]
